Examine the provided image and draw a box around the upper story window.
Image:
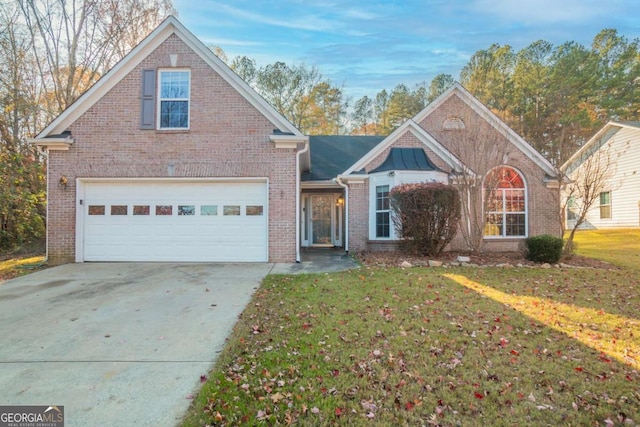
[484,166,527,237]
[158,70,190,129]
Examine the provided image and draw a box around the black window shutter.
[140,69,156,129]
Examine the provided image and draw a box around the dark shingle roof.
[370,147,443,173]
[303,135,385,181]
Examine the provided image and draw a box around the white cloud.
[471,0,611,23]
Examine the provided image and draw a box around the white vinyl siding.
[570,126,640,228]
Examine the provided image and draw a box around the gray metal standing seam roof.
[370,147,443,173]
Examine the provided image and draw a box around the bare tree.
[561,140,617,254]
[445,111,511,252]
[17,0,174,115]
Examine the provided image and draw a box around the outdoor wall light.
[59,175,68,189]
[388,171,395,177]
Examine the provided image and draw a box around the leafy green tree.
[512,40,552,137]
[386,84,423,129]
[545,41,600,164]
[0,118,45,250]
[230,55,258,86]
[374,89,390,134]
[460,44,515,117]
[591,29,640,121]
[351,95,373,135]
[427,74,455,102]
[304,82,347,135]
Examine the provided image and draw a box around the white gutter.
[335,176,349,253]
[295,141,310,263]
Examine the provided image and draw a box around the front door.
[310,195,333,246]
[301,193,343,247]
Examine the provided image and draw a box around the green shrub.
[389,183,461,256]
[525,234,563,263]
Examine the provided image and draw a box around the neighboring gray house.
[562,122,640,229]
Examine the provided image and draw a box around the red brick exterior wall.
[347,92,561,254]
[46,34,298,264]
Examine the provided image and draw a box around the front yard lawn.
[0,255,46,282]
[184,258,639,425]
[572,228,640,272]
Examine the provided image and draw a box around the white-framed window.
[369,174,395,240]
[484,166,527,237]
[158,69,190,129]
[375,185,391,238]
[599,191,611,219]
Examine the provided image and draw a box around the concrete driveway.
[0,262,273,426]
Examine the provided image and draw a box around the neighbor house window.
[599,191,611,219]
[375,185,390,238]
[158,70,190,129]
[566,196,577,221]
[484,166,527,237]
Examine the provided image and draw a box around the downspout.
[295,141,309,263]
[39,146,50,263]
[336,176,349,253]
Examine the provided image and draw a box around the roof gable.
[343,119,469,176]
[415,83,558,177]
[35,16,301,138]
[561,121,639,175]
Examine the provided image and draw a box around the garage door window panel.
[178,205,195,216]
[224,205,240,216]
[111,205,128,215]
[246,205,263,216]
[201,205,218,216]
[134,205,150,215]
[89,205,105,215]
[156,205,173,216]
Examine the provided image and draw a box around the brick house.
[31,17,562,264]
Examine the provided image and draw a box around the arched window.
[484,166,527,237]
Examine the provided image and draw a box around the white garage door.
[79,180,268,262]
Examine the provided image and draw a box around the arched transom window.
[484,166,527,237]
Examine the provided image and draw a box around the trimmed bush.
[525,234,563,263]
[389,183,461,256]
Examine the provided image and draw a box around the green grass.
[572,228,640,271]
[183,246,640,426]
[0,255,46,282]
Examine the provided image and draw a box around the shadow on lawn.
[444,273,640,370]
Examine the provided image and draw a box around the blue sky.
[173,0,640,101]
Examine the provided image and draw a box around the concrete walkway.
[270,247,360,274]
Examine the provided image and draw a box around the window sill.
[155,129,190,134]
[483,236,527,240]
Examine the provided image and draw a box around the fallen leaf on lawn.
[335,407,343,417]
[311,407,320,414]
